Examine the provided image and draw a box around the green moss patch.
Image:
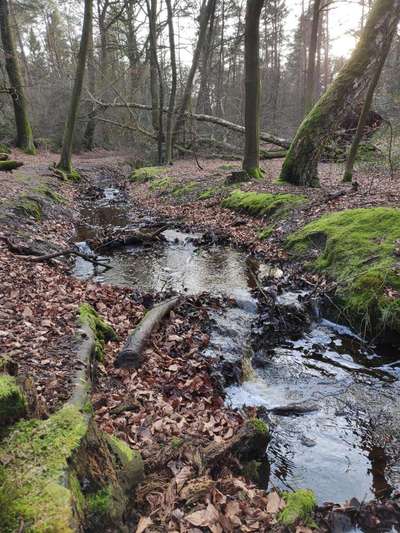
[258,226,274,240]
[15,196,42,221]
[79,304,117,362]
[129,166,167,183]
[33,184,66,204]
[149,176,173,191]
[288,208,400,336]
[0,375,27,426]
[249,417,269,435]
[222,190,306,219]
[171,181,199,198]
[0,405,87,532]
[279,489,316,527]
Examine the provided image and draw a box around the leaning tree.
[0,0,35,154]
[242,0,265,178]
[280,0,400,187]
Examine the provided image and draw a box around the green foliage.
[129,166,167,183]
[222,190,306,219]
[0,375,26,425]
[86,487,112,517]
[279,489,317,526]
[0,143,11,154]
[199,186,221,200]
[0,405,87,532]
[79,303,117,362]
[288,208,400,336]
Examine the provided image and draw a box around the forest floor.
[1,148,400,532]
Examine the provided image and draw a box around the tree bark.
[242,0,264,178]
[343,44,390,182]
[280,0,400,187]
[83,20,96,150]
[304,0,321,113]
[165,0,177,163]
[0,0,35,154]
[147,0,160,133]
[172,0,217,144]
[57,0,92,175]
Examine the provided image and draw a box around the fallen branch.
[92,226,168,252]
[115,296,181,369]
[0,160,23,172]
[88,96,291,149]
[260,149,287,159]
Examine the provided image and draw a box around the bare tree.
[243,0,264,178]
[0,0,35,154]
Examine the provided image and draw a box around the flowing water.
[74,184,400,509]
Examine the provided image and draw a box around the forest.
[1,0,400,531]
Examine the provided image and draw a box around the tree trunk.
[0,0,35,154]
[280,0,400,187]
[165,0,177,163]
[172,0,216,144]
[242,0,264,178]
[342,44,390,182]
[148,0,160,133]
[304,0,321,113]
[57,0,92,175]
[83,20,96,151]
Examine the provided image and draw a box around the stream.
[73,183,400,511]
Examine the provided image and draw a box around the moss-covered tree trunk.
[57,0,92,176]
[280,0,400,187]
[343,43,390,182]
[242,0,264,179]
[0,0,35,154]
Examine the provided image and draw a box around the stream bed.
[73,184,400,508]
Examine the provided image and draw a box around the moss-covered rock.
[0,405,144,533]
[129,166,167,183]
[0,405,87,532]
[288,207,400,337]
[79,303,117,362]
[278,489,316,527]
[0,374,27,427]
[15,196,42,221]
[222,190,306,219]
[33,184,66,204]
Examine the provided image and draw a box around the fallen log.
[0,237,111,270]
[0,160,23,172]
[0,153,9,161]
[115,296,181,369]
[260,149,287,159]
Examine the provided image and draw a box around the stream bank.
[75,175,400,518]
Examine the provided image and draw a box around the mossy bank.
[289,207,400,338]
[222,190,306,220]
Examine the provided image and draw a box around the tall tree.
[0,0,35,154]
[57,0,93,177]
[304,0,321,113]
[165,0,177,164]
[243,0,264,178]
[280,0,400,187]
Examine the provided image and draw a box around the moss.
[105,435,144,488]
[15,196,42,221]
[258,226,274,240]
[106,434,134,464]
[86,486,112,517]
[129,166,167,183]
[171,436,184,449]
[288,208,400,336]
[222,190,306,220]
[249,417,268,435]
[79,304,117,362]
[279,489,317,527]
[0,405,87,532]
[0,375,27,426]
[171,181,199,198]
[33,184,66,204]
[0,143,11,154]
[149,176,173,191]
[199,186,221,200]
[245,167,264,179]
[219,163,238,171]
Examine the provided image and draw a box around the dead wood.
[0,152,9,161]
[93,225,168,253]
[115,296,181,369]
[0,160,23,172]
